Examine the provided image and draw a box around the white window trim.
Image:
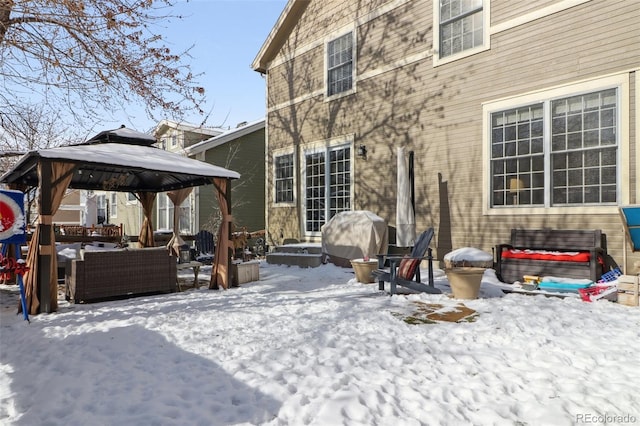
[126,192,138,204]
[301,135,354,237]
[109,192,117,218]
[156,193,194,234]
[272,148,296,207]
[482,73,630,216]
[324,27,357,102]
[432,0,490,67]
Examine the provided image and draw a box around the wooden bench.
[495,229,607,284]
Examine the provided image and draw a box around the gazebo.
[0,127,240,315]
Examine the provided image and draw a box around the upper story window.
[439,0,483,58]
[274,153,294,203]
[170,135,178,148]
[489,88,618,208]
[126,192,137,203]
[327,32,353,97]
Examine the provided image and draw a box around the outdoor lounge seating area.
[65,246,177,303]
[495,229,607,284]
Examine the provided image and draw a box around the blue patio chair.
[373,228,441,295]
[194,230,215,264]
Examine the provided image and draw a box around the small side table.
[176,261,203,291]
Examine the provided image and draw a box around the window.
[274,153,294,203]
[327,32,353,97]
[304,145,351,233]
[490,88,618,207]
[127,192,137,203]
[157,193,171,230]
[110,192,117,218]
[96,194,106,224]
[439,0,483,58]
[157,193,193,233]
[170,135,178,148]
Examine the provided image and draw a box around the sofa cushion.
[501,249,591,263]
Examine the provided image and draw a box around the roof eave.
[251,0,310,73]
[187,119,265,156]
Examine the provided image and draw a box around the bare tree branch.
[0,0,205,125]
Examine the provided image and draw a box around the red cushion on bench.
[501,249,591,263]
[398,257,420,280]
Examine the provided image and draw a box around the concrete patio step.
[272,244,323,255]
[266,243,324,268]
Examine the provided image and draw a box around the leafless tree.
[0,102,80,224]
[0,0,205,125]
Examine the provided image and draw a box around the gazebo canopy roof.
[83,126,158,146]
[0,142,240,192]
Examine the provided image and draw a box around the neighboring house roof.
[186,119,265,156]
[154,119,225,138]
[251,0,309,73]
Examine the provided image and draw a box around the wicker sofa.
[65,246,177,303]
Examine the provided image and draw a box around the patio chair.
[373,227,441,295]
[194,230,215,264]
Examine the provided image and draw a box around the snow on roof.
[0,143,240,192]
[186,118,265,155]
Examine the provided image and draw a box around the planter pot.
[445,267,485,299]
[350,259,378,283]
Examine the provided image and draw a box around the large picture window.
[490,88,618,207]
[274,153,294,203]
[327,32,353,97]
[439,0,483,58]
[304,145,351,233]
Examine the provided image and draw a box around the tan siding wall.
[358,3,426,74]
[53,209,81,224]
[268,47,323,106]
[265,0,640,267]
[491,0,560,25]
[54,190,82,224]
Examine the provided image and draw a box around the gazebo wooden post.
[226,180,233,284]
[38,160,54,313]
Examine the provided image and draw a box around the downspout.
[409,150,415,213]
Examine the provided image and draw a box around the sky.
[2,259,640,425]
[108,0,288,133]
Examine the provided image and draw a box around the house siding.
[53,190,82,225]
[262,0,639,267]
[201,129,266,234]
[491,0,560,25]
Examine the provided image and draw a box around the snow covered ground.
[1,262,640,425]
